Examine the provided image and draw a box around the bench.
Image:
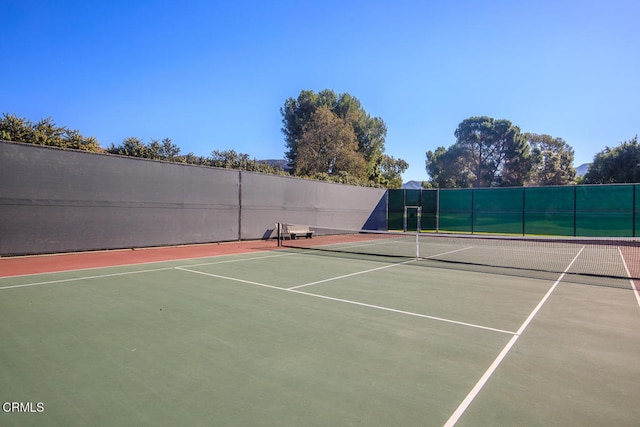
[280,224,314,240]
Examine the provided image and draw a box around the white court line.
[291,289,516,335]
[287,260,416,290]
[618,247,640,309]
[289,246,474,291]
[1,244,452,292]
[175,266,285,291]
[183,251,299,268]
[443,246,585,427]
[424,247,474,259]
[0,267,175,290]
[298,235,417,253]
[175,266,516,335]
[0,252,297,290]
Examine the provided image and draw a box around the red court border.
[0,240,279,278]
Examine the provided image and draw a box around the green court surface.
[1,248,639,426]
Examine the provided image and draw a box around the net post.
[277,223,282,247]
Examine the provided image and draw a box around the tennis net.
[277,223,640,288]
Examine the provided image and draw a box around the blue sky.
[2,0,638,182]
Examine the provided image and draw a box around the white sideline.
[618,247,640,309]
[0,267,175,290]
[442,246,585,427]
[0,252,295,290]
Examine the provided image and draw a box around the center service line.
[287,259,416,290]
[289,246,474,291]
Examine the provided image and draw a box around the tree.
[333,92,387,179]
[107,137,186,163]
[294,107,367,179]
[525,133,576,185]
[60,129,101,151]
[425,145,473,188]
[426,116,533,188]
[379,155,409,188]
[210,149,288,175]
[583,136,640,183]
[147,138,181,160]
[0,113,32,142]
[107,137,149,158]
[281,89,395,184]
[0,113,100,151]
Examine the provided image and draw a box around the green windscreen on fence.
[388,189,405,210]
[389,184,637,237]
[404,189,421,206]
[388,189,404,230]
[421,190,437,230]
[525,186,575,236]
[439,189,473,232]
[576,185,634,237]
[636,185,640,237]
[473,188,524,234]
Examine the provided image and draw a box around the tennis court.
[1,234,639,426]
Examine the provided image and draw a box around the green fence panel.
[388,184,638,237]
[421,190,438,230]
[439,189,473,232]
[525,186,575,236]
[576,184,634,237]
[473,187,524,234]
[405,189,421,206]
[388,189,404,210]
[388,210,403,230]
[387,189,404,230]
